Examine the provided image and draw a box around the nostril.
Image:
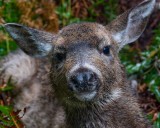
[68,86,74,91]
[69,70,99,92]
[70,72,91,85]
[88,72,95,82]
[70,73,85,85]
[70,75,78,85]
[75,85,79,89]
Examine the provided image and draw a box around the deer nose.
[69,69,99,93]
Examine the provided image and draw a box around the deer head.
[4,0,155,106]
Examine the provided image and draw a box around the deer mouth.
[74,91,97,101]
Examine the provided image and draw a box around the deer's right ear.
[4,23,55,58]
[106,0,155,50]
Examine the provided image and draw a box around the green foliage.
[0,78,14,92]
[0,0,20,56]
[0,105,14,127]
[121,27,160,101]
[56,0,118,27]
[0,0,21,23]
[120,25,160,127]
[0,1,20,127]
[0,105,12,116]
[0,36,18,57]
[56,0,81,27]
[0,80,15,127]
[0,80,22,127]
[88,0,118,22]
[153,113,160,128]
[0,105,23,128]
[148,113,160,128]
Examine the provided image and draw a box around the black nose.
[69,69,99,93]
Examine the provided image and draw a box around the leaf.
[0,105,12,116]
[10,111,24,128]
[0,85,14,91]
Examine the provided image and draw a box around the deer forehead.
[54,23,112,47]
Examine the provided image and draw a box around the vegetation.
[0,0,159,127]
[120,26,160,128]
[121,27,160,102]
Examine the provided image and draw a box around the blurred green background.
[0,0,160,127]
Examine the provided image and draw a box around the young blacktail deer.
[0,0,156,127]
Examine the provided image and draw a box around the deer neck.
[65,104,106,128]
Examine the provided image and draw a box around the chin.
[74,91,97,102]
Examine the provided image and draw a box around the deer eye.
[103,46,110,55]
[55,53,66,62]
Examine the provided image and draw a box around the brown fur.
[1,0,156,127]
[0,23,150,128]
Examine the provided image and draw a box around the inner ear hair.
[4,23,55,58]
[106,0,156,50]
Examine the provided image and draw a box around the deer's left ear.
[106,0,155,50]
